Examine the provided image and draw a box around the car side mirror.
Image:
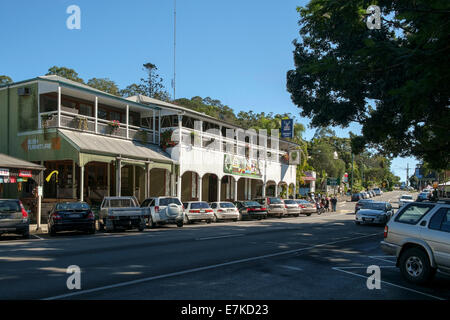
[420,220,427,227]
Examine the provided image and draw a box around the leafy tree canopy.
[87,78,120,96]
[0,75,13,85]
[46,66,84,83]
[287,0,450,170]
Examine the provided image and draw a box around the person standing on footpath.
[331,196,337,212]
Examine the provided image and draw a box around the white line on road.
[196,234,244,241]
[332,267,445,300]
[42,232,382,300]
[280,265,303,271]
[368,256,396,264]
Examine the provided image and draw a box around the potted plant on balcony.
[282,153,290,163]
[160,129,178,151]
[138,128,148,144]
[75,115,88,131]
[108,120,120,134]
[41,114,53,140]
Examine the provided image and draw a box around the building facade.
[0,76,299,218]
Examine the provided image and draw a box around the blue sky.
[0,0,417,179]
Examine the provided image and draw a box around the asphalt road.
[0,190,448,300]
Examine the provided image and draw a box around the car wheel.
[355,221,360,225]
[206,219,212,224]
[148,216,156,229]
[212,214,217,223]
[399,247,436,284]
[105,220,114,233]
[22,231,30,239]
[186,216,192,224]
[49,227,56,236]
[177,221,184,227]
[87,226,96,234]
[306,213,312,217]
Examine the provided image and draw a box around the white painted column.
[177,170,182,199]
[158,109,161,144]
[217,177,221,202]
[275,184,279,197]
[293,184,297,199]
[107,163,111,197]
[233,178,238,201]
[115,159,121,197]
[152,110,156,144]
[126,105,129,139]
[57,86,61,127]
[72,161,76,199]
[165,170,170,196]
[94,96,98,133]
[171,171,176,197]
[262,182,266,198]
[132,165,136,198]
[248,179,252,200]
[80,165,85,202]
[198,174,203,201]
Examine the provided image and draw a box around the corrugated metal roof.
[0,153,45,171]
[58,129,173,163]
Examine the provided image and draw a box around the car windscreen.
[220,202,235,208]
[361,202,386,210]
[159,198,182,206]
[56,202,90,211]
[400,195,413,200]
[244,201,261,207]
[0,200,20,212]
[395,204,433,224]
[190,202,210,209]
[109,199,134,208]
[268,198,282,204]
[284,200,296,204]
[296,200,309,204]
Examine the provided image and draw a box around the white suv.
[381,201,450,284]
[140,197,184,228]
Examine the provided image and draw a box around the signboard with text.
[281,119,294,138]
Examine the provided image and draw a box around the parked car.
[369,190,376,197]
[234,200,267,220]
[99,196,147,232]
[182,201,214,224]
[381,201,450,284]
[416,192,430,202]
[282,199,301,217]
[253,197,285,218]
[140,196,184,228]
[0,199,30,239]
[354,199,374,214]
[373,188,383,196]
[351,193,363,202]
[209,202,239,222]
[48,202,95,236]
[399,194,414,207]
[295,199,317,216]
[355,201,394,225]
[361,192,370,199]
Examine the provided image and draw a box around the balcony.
[40,110,158,145]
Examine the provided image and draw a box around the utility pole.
[351,153,354,193]
[173,0,177,100]
[406,163,409,187]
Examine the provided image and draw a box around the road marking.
[42,232,382,300]
[368,255,396,264]
[195,234,244,241]
[332,266,445,301]
[32,234,44,240]
[280,265,303,271]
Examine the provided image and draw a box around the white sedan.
[398,194,414,207]
[209,202,240,221]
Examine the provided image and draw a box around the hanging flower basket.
[75,115,88,131]
[160,129,178,151]
[108,120,120,133]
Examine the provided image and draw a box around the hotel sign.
[224,154,262,178]
[0,168,10,176]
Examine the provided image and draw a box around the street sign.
[281,119,294,138]
[327,178,338,186]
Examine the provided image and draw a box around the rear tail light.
[53,214,62,220]
[19,202,28,218]
[218,209,224,212]
[108,215,116,220]
[384,225,389,238]
[267,198,270,205]
[285,205,288,208]
[190,210,200,213]
[261,207,266,211]
[299,204,305,208]
[87,211,95,219]
[206,209,213,213]
[155,206,160,213]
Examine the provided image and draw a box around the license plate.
[363,218,374,222]
[70,214,81,218]
[200,210,205,213]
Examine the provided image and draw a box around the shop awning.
[58,129,174,167]
[0,153,45,171]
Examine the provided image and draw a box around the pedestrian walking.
[331,196,337,212]
[325,197,330,212]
